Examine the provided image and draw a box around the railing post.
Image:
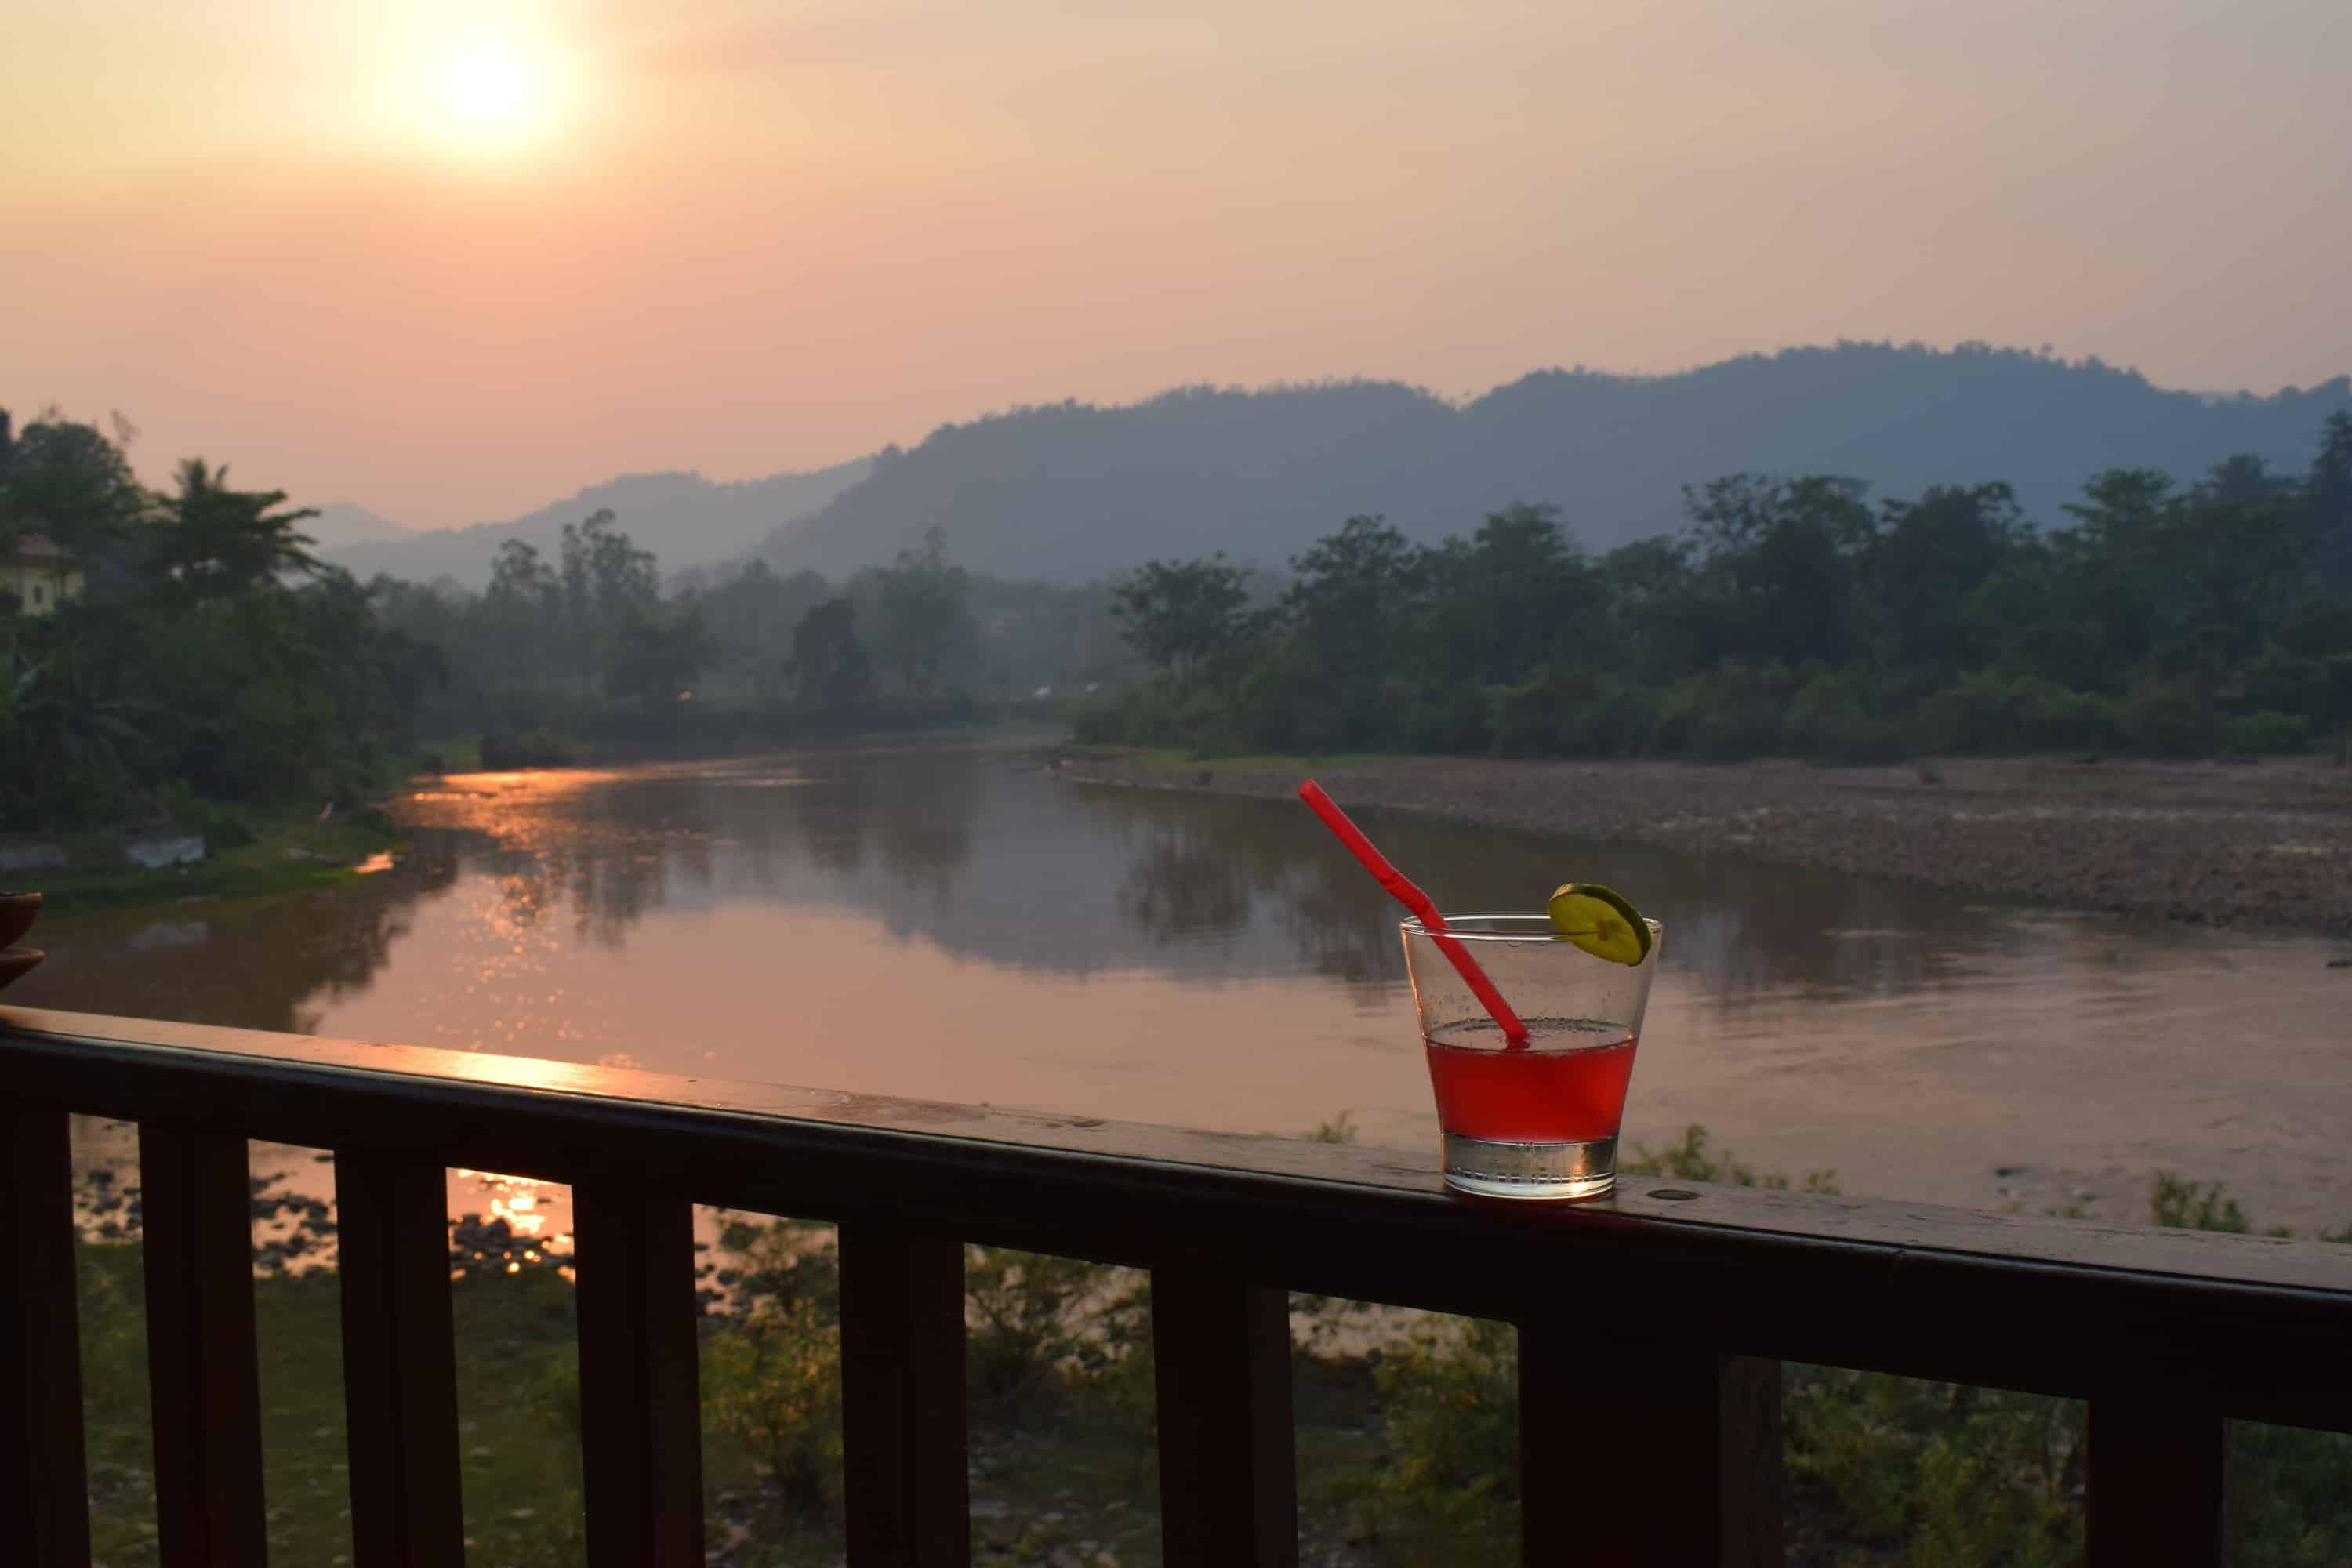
[2088,1395,2227,1566]
[1150,1272,1298,1568]
[0,1102,92,1568]
[572,1183,705,1568]
[1520,1328,1781,1567]
[336,1152,465,1568]
[140,1124,270,1566]
[838,1221,970,1567]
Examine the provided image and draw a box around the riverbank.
[1051,750,2352,937]
[3,805,405,918]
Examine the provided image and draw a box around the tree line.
[1,405,1128,829]
[1086,415,2352,762]
[371,523,1128,759]
[1,409,440,826]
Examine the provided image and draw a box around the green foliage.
[705,1295,845,1517]
[1492,666,1657,757]
[2217,710,2312,755]
[1786,1369,2085,1566]
[1092,421,2352,764]
[1621,1123,1842,1192]
[870,525,979,698]
[1348,1316,1520,1561]
[2148,1172,2250,1233]
[1656,660,1798,760]
[1109,554,1258,686]
[785,597,873,708]
[964,1246,1148,1417]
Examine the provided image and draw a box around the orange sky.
[5,0,2347,532]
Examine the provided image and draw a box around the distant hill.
[324,459,871,587]
[304,502,416,550]
[750,344,2352,582]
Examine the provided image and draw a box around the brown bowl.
[0,946,42,991]
[0,892,38,951]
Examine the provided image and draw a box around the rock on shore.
[1053,752,2352,937]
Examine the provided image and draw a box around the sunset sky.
[5,0,2347,532]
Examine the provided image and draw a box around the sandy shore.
[1054,750,2352,937]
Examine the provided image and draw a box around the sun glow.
[423,32,567,154]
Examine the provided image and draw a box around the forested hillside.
[754,344,2350,581]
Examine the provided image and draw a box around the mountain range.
[331,344,2351,590]
[319,459,870,587]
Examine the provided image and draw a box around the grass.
[1058,744,1432,772]
[27,807,405,919]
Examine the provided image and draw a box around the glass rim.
[1401,912,1664,942]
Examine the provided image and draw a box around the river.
[17,735,2352,1233]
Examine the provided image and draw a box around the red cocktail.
[1402,916,1661,1199]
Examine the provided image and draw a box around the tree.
[1417,503,1594,686]
[871,527,975,697]
[1683,475,1876,668]
[1869,484,2024,677]
[0,409,151,568]
[150,459,321,603]
[604,609,717,710]
[2309,410,2352,590]
[557,509,659,693]
[786,597,871,706]
[1109,555,1255,685]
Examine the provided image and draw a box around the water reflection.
[16,739,2351,1230]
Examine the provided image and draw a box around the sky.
[5,0,2349,532]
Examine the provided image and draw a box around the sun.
[429,38,562,151]
[448,49,532,122]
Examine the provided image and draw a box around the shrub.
[704,1296,845,1518]
[1397,681,1495,755]
[1913,673,2122,754]
[1656,662,1795,760]
[1784,669,1910,763]
[2121,674,2213,756]
[1491,667,1660,757]
[2216,710,2311,755]
[479,728,574,770]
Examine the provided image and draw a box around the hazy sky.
[5,0,2348,531]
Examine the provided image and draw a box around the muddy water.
[18,737,2352,1233]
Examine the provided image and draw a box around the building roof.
[4,532,67,561]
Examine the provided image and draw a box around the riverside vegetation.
[68,1127,2352,1568]
[15,403,2349,869]
[1080,416,2352,766]
[1,407,1116,891]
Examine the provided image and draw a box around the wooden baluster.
[0,1102,92,1568]
[336,1153,464,1568]
[1150,1273,1298,1568]
[1519,1329,1781,1568]
[573,1184,705,1568]
[839,1222,970,1567]
[2088,1396,2227,1567]
[140,1125,270,1566]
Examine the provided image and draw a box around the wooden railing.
[4,1004,2350,1566]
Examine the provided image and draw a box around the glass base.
[1442,1132,1617,1200]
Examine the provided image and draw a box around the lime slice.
[1547,883,1653,965]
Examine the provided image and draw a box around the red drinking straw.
[1297,779,1530,1045]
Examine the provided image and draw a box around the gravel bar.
[1052,751,2352,938]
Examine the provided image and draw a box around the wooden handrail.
[6,1004,2352,1566]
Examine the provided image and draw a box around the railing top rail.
[7,1004,2348,1294]
[8,1003,2352,1428]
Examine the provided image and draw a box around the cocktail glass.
[1401,913,1663,1200]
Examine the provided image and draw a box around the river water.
[18,735,2352,1232]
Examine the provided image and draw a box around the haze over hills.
[304,502,416,550]
[740,343,2352,583]
[320,459,871,588]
